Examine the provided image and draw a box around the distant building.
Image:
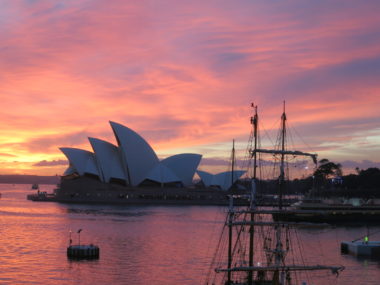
[60,121,202,187]
[60,121,246,190]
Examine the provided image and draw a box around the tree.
[357,167,380,189]
[313,158,342,180]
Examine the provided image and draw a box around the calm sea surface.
[0,184,379,284]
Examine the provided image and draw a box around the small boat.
[27,191,56,202]
[31,183,39,190]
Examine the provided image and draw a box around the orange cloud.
[1,1,380,175]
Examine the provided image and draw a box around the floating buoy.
[67,229,99,259]
[67,244,100,259]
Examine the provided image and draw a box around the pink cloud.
[1,1,380,175]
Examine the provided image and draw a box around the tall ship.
[204,103,344,284]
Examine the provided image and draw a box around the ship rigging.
[205,102,344,285]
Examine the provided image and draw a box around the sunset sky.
[1,0,380,176]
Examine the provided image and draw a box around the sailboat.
[31,183,39,190]
[205,102,344,285]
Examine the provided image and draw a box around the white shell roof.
[110,121,159,186]
[196,170,214,187]
[88,137,126,183]
[60,147,99,176]
[145,163,181,183]
[196,170,246,190]
[161,153,202,186]
[214,170,246,190]
[60,122,206,187]
[63,166,76,176]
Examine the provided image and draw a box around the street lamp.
[77,229,82,246]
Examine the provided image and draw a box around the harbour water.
[0,184,379,284]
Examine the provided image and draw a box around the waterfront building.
[60,121,203,188]
[60,121,247,191]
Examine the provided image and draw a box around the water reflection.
[65,207,154,217]
[0,184,379,284]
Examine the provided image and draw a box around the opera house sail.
[109,121,159,186]
[88,137,126,184]
[55,121,247,205]
[196,170,246,191]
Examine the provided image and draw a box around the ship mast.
[211,103,344,285]
[248,103,258,285]
[250,102,318,189]
[231,139,235,187]
[227,198,233,284]
[279,101,286,209]
[248,102,320,284]
[252,104,258,181]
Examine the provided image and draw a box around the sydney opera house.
[56,121,246,205]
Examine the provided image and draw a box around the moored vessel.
[27,191,56,202]
[273,197,380,224]
[205,103,344,284]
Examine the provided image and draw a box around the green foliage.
[316,167,380,198]
[252,164,380,198]
[342,167,380,190]
[313,158,342,179]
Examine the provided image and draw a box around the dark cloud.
[199,157,230,166]
[340,160,380,169]
[287,116,380,144]
[158,66,195,82]
[267,56,380,99]
[211,52,250,73]
[1,0,380,176]
[117,114,192,142]
[33,159,68,167]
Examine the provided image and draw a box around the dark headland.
[0,175,60,185]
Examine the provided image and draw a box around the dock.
[341,241,380,258]
[27,192,56,202]
[273,209,380,224]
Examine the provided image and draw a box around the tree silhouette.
[313,158,342,180]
